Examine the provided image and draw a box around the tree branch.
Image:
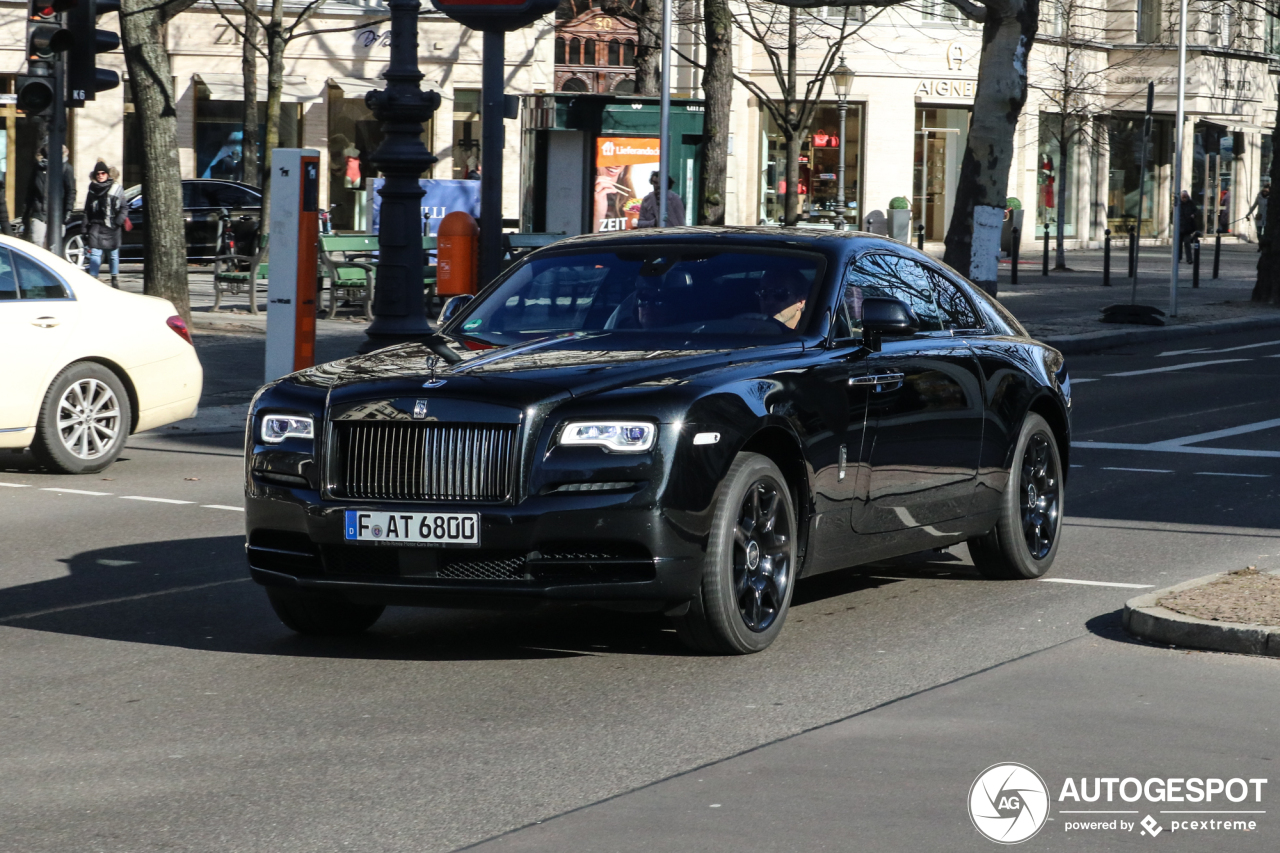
[288,16,391,43]
[208,0,269,59]
[945,0,988,22]
[284,0,329,39]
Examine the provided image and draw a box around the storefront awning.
[329,78,386,99]
[193,73,321,104]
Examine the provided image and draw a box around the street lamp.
[830,55,854,231]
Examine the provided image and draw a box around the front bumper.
[245,484,708,610]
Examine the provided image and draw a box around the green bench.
[318,234,438,320]
[212,233,269,314]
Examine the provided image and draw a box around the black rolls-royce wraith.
[245,227,1070,654]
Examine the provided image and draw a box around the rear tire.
[63,231,85,269]
[266,588,384,636]
[674,452,797,654]
[968,413,1063,580]
[31,362,131,475]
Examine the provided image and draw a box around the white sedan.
[0,236,203,474]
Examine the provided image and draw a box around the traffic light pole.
[46,55,66,257]
[479,31,504,289]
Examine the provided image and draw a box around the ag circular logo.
[969,763,1050,844]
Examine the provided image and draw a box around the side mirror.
[437,294,474,326]
[860,296,919,351]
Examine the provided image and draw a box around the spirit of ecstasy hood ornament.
[422,355,446,389]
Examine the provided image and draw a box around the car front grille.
[332,421,517,502]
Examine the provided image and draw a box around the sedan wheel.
[63,232,85,268]
[968,413,1063,579]
[675,452,797,654]
[32,363,132,474]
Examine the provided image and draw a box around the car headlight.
[261,414,315,444]
[559,421,656,452]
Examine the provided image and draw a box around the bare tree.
[120,0,202,323]
[731,6,870,224]
[700,0,732,224]
[773,0,1040,294]
[241,7,260,187]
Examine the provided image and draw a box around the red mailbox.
[437,211,480,295]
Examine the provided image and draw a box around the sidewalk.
[108,242,1280,356]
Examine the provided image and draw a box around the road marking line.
[1070,378,1099,383]
[120,496,194,505]
[0,578,250,623]
[1106,358,1251,377]
[1070,464,1084,468]
[0,482,31,488]
[1102,466,1174,473]
[39,488,111,496]
[1038,578,1154,589]
[1162,417,1280,445]
[1159,339,1280,357]
[202,504,245,512]
[1074,442,1280,458]
[1194,471,1271,478]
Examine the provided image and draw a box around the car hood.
[293,333,807,411]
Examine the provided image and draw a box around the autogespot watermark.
[968,764,1269,843]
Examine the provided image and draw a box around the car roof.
[545,226,916,256]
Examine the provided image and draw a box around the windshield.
[452,248,824,346]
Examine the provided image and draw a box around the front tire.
[63,231,85,269]
[675,452,797,654]
[31,362,131,474]
[266,588,385,636]
[968,412,1063,579]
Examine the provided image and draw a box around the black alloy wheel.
[733,479,792,633]
[968,412,1064,579]
[675,452,798,654]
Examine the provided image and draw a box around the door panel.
[0,249,80,429]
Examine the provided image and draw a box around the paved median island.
[1124,568,1280,657]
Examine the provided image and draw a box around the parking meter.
[266,149,321,382]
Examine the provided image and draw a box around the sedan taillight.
[167,315,193,345]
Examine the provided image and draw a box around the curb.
[1122,573,1280,657]
[1043,313,1280,355]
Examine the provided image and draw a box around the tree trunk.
[698,0,732,225]
[261,0,286,218]
[783,7,799,226]
[1254,91,1280,303]
[635,0,663,96]
[942,0,1038,295]
[241,9,260,187]
[120,0,193,324]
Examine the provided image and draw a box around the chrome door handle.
[850,372,904,392]
[32,316,59,328]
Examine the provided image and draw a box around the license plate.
[344,510,480,545]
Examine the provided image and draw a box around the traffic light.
[67,0,120,106]
[17,0,75,116]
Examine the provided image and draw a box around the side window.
[12,252,69,299]
[206,184,260,209]
[0,249,17,300]
[182,183,210,208]
[847,254,943,332]
[927,270,982,331]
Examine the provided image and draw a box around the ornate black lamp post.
[830,55,854,232]
[361,0,440,351]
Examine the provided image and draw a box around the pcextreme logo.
[969,763,1051,844]
[969,763,1269,844]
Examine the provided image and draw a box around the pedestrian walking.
[83,160,126,287]
[636,173,685,229]
[1177,190,1199,263]
[0,173,12,237]
[1247,185,1270,248]
[22,145,75,251]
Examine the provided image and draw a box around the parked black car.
[62,179,261,266]
[244,228,1071,653]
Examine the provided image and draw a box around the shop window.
[584,39,597,65]
[1107,115,1171,238]
[330,86,433,230]
[453,89,481,180]
[556,37,567,64]
[913,107,970,241]
[623,40,636,66]
[608,39,621,66]
[761,104,863,227]
[1037,113,1076,239]
[195,97,299,182]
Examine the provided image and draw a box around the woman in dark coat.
[84,160,126,287]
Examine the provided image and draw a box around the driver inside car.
[755,269,809,329]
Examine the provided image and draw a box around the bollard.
[1127,226,1136,277]
[1192,235,1201,289]
[1103,228,1111,286]
[1043,225,1050,276]
[1011,227,1020,286]
[1213,231,1221,279]
[917,222,925,252]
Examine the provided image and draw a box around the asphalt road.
[1,326,1278,852]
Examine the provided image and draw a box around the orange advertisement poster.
[593,137,661,232]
